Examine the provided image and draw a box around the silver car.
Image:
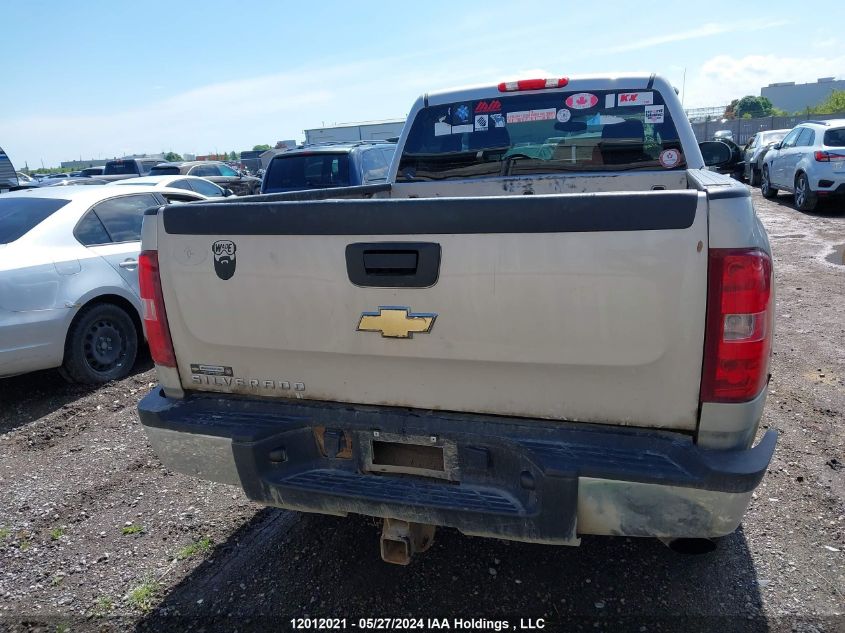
[762,119,845,211]
[0,185,208,382]
[742,129,789,186]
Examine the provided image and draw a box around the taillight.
[498,77,569,92]
[814,150,845,162]
[138,250,176,367]
[701,248,773,403]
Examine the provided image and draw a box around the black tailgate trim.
[161,190,699,235]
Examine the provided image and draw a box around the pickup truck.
[137,74,776,564]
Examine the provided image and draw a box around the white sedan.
[0,185,210,383]
[110,174,233,198]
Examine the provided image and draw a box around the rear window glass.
[398,89,682,181]
[823,128,845,147]
[103,160,140,176]
[149,165,180,176]
[0,197,70,244]
[264,153,350,191]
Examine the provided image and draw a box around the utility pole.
[681,68,687,108]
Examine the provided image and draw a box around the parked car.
[713,129,733,142]
[761,119,845,211]
[743,129,790,185]
[0,147,17,191]
[40,178,110,187]
[99,158,163,182]
[16,171,35,185]
[138,74,775,564]
[80,166,105,177]
[45,173,70,180]
[110,174,233,198]
[261,141,397,193]
[149,161,261,195]
[706,138,744,180]
[0,185,211,383]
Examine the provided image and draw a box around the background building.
[762,78,845,113]
[59,158,108,170]
[304,119,405,145]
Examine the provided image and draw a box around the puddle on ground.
[825,244,845,266]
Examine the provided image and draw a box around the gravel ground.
[0,189,842,633]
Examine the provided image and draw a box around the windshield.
[263,153,350,192]
[761,131,787,144]
[150,165,181,175]
[397,89,683,181]
[104,160,140,175]
[0,197,70,244]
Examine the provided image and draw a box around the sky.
[1,0,842,168]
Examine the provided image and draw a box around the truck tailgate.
[154,190,708,430]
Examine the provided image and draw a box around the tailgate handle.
[363,250,418,275]
[346,242,440,288]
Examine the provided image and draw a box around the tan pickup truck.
[137,74,776,563]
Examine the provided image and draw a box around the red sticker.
[565,93,598,110]
[659,149,682,168]
[475,100,501,113]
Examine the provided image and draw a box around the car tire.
[794,172,818,212]
[761,166,778,199]
[61,303,138,384]
[750,166,761,187]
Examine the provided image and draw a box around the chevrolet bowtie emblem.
[357,306,437,339]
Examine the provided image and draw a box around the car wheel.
[761,166,778,199]
[750,166,761,187]
[61,303,138,384]
[794,172,818,211]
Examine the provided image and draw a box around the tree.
[723,98,740,120]
[228,151,238,161]
[163,151,183,162]
[811,90,845,114]
[252,144,271,151]
[734,96,775,119]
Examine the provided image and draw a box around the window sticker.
[474,114,489,131]
[645,105,664,124]
[605,94,615,109]
[506,108,557,124]
[451,124,473,134]
[452,103,473,125]
[490,113,506,128]
[564,93,598,109]
[475,100,501,113]
[618,91,654,106]
[556,108,571,123]
[659,148,682,168]
[434,120,452,137]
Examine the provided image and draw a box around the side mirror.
[699,141,733,167]
[772,142,782,150]
[223,188,234,197]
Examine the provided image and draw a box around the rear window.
[103,160,140,176]
[264,153,350,192]
[0,197,70,244]
[149,165,181,176]
[823,128,845,147]
[397,89,683,181]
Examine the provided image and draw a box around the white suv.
[761,119,845,211]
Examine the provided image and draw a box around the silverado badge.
[357,306,437,339]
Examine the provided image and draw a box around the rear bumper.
[138,389,776,544]
[815,181,845,196]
